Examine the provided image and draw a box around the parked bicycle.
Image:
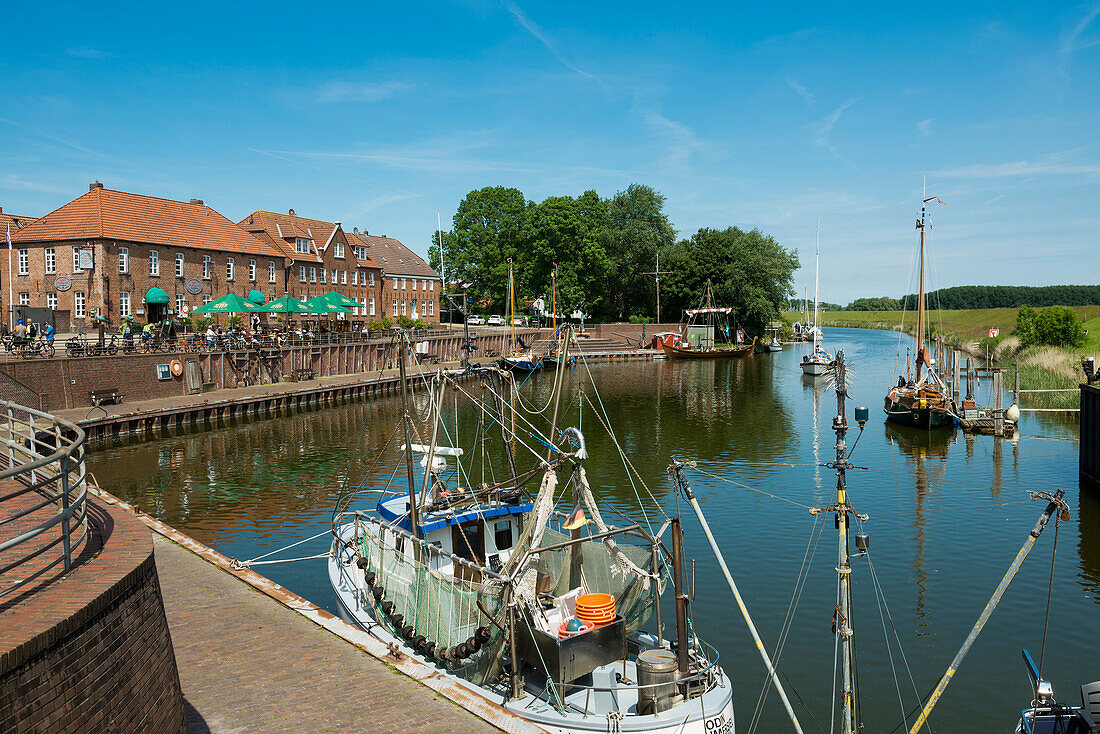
[17,337,55,359]
[65,332,119,357]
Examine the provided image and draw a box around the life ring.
[170,359,184,376]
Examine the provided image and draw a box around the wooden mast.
[916,198,926,381]
[508,258,516,355]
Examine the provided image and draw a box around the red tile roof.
[353,232,438,279]
[11,187,277,257]
[0,211,36,236]
[238,210,331,263]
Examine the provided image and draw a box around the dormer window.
[295,237,310,255]
[334,241,344,259]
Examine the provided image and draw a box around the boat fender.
[412,635,427,650]
[434,646,450,661]
[372,586,385,601]
[380,600,395,615]
[456,642,472,657]
[391,613,404,627]
[400,624,416,639]
[474,626,491,644]
[356,557,370,570]
[363,571,376,586]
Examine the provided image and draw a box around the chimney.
[353,227,358,234]
[89,181,104,191]
[288,208,296,216]
[190,198,204,205]
[0,206,3,214]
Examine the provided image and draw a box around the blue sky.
[2,1,1098,304]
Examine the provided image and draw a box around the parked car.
[487,315,504,326]
[511,317,526,326]
[466,314,486,325]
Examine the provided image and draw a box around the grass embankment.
[785,307,1100,409]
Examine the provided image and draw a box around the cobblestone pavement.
[153,535,500,734]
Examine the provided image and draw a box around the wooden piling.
[965,358,974,400]
[1083,384,1100,485]
[952,351,960,402]
[993,370,1004,437]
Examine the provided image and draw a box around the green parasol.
[192,293,263,314]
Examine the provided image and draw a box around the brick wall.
[0,500,188,733]
[589,322,682,345]
[381,275,440,323]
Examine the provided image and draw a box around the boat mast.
[916,197,927,380]
[814,350,860,733]
[813,221,821,353]
[551,264,557,335]
[397,338,421,536]
[508,258,516,354]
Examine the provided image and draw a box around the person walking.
[43,322,55,345]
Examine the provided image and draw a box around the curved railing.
[0,400,89,597]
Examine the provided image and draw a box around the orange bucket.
[576,593,615,627]
[558,620,593,639]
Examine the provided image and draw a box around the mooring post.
[1014,369,1020,406]
[952,351,961,402]
[965,358,974,400]
[993,370,1004,436]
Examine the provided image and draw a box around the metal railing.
[0,400,89,597]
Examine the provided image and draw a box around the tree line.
[429,185,799,336]
[833,285,1100,311]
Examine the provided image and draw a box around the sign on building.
[76,249,94,270]
[185,278,203,295]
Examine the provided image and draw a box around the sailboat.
[329,330,739,733]
[661,280,756,359]
[883,196,957,429]
[800,224,831,375]
[500,258,543,372]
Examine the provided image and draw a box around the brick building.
[238,210,385,322]
[9,183,283,328]
[351,230,441,323]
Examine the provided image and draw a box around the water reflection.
[1079,482,1100,602]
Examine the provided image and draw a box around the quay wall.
[0,500,188,733]
[1084,383,1099,486]
[0,329,542,411]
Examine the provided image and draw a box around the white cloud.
[66,47,115,59]
[917,118,934,137]
[811,99,860,169]
[503,1,599,83]
[936,150,1100,178]
[641,111,710,173]
[1057,4,1100,87]
[786,77,814,106]
[316,81,414,103]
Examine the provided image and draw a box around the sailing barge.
[329,331,735,733]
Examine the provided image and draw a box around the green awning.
[247,289,266,305]
[145,287,169,304]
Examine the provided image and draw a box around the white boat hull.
[329,522,736,734]
[801,359,828,376]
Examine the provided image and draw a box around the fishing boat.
[1015,649,1097,733]
[883,196,957,429]
[800,224,831,376]
[329,331,737,733]
[500,258,544,372]
[661,281,756,360]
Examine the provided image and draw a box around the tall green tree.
[600,184,676,321]
[428,186,530,311]
[663,227,799,337]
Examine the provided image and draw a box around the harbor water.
[88,327,1096,732]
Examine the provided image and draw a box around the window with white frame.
[422,280,427,291]
[369,272,375,286]
[352,271,358,286]
[299,266,306,283]
[309,267,316,283]
[118,247,129,274]
[248,259,256,282]
[413,279,418,291]
[17,249,28,276]
[44,248,56,274]
[176,253,185,277]
[18,292,29,306]
[320,268,327,285]
[295,237,310,254]
[392,277,397,289]
[202,255,212,279]
[429,299,434,316]
[226,257,235,281]
[369,297,375,316]
[401,278,407,290]
[119,291,131,317]
[203,295,212,305]
[392,299,398,316]
[149,249,159,276]
[331,269,338,283]
[430,280,434,292]
[269,261,277,283]
[74,291,85,318]
[401,298,407,315]
[72,248,83,273]
[341,270,347,285]
[334,241,344,258]
[175,294,185,315]
[47,293,57,310]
